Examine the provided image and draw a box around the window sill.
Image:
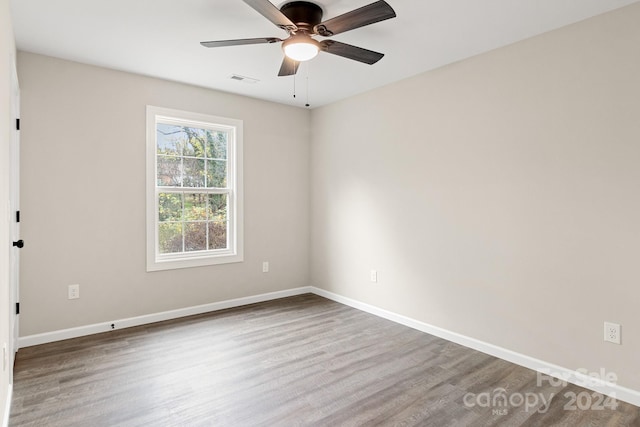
[147,252,243,272]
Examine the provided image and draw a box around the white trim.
[310,287,640,408]
[2,384,11,427]
[15,285,640,407]
[145,105,244,272]
[18,287,312,348]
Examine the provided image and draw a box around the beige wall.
[1,0,15,421]
[310,3,640,391]
[14,0,640,402]
[17,52,310,336]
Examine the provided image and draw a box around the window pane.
[184,193,207,221]
[208,221,227,250]
[183,158,205,187]
[207,194,227,221]
[159,222,183,254]
[157,156,182,186]
[207,160,227,188]
[148,106,243,271]
[182,127,206,157]
[206,131,227,159]
[185,222,207,252]
[158,193,183,222]
[157,124,182,155]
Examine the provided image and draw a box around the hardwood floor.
[9,294,640,426]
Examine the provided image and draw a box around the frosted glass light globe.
[283,37,320,62]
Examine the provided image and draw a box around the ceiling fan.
[201,0,396,76]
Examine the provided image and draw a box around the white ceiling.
[11,0,640,108]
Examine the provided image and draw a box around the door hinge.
[16,211,20,223]
[16,302,20,315]
[16,118,20,130]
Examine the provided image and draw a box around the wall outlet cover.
[68,284,80,300]
[604,322,621,345]
[370,270,378,283]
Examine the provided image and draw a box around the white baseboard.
[16,285,640,408]
[2,384,11,427]
[310,287,640,408]
[18,286,313,348]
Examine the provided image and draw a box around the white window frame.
[146,106,243,271]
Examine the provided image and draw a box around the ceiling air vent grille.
[229,74,259,84]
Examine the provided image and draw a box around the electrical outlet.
[370,270,378,283]
[604,322,621,344]
[262,261,269,273]
[68,284,80,300]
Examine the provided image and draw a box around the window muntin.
[146,107,243,271]
[157,192,228,254]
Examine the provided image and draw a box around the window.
[146,106,243,271]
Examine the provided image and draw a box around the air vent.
[229,74,259,84]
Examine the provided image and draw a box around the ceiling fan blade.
[200,37,281,48]
[314,0,396,37]
[278,56,300,76]
[243,0,298,31]
[320,40,384,65]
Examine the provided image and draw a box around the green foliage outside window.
[156,125,229,254]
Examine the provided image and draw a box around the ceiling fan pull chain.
[305,63,310,108]
[293,71,297,99]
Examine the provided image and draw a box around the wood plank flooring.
[9,294,640,426]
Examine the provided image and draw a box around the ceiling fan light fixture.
[282,36,320,62]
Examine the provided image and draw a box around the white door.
[9,60,20,370]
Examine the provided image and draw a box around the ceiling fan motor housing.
[280,1,323,32]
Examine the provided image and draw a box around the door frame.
[9,57,20,370]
